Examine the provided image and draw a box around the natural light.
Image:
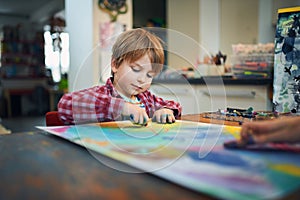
[44,31,69,82]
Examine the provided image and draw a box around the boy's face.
[112,54,157,99]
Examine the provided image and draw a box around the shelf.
[1,29,45,79]
[1,78,48,89]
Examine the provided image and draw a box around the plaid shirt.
[58,78,182,124]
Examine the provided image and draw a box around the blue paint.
[188,151,251,168]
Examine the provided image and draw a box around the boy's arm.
[141,91,182,118]
[157,98,182,118]
[57,87,125,124]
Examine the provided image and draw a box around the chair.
[45,111,64,126]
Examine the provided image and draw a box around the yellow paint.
[223,125,241,139]
[278,6,300,14]
[271,164,300,177]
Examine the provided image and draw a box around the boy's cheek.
[144,83,152,89]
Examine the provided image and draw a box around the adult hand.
[240,116,300,144]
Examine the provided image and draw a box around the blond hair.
[111,28,164,75]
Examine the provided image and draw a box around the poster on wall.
[273,6,300,113]
[99,22,125,50]
[99,22,126,82]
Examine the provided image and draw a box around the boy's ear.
[111,59,117,73]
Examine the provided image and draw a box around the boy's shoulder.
[73,83,110,94]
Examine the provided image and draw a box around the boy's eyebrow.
[132,61,144,68]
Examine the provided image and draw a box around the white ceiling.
[0,0,64,28]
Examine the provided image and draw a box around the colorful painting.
[37,120,300,200]
[273,6,300,113]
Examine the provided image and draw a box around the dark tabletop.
[0,131,210,200]
[1,129,299,200]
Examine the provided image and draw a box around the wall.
[95,0,133,84]
[220,0,259,58]
[199,0,220,58]
[258,0,273,44]
[65,0,94,91]
[219,0,300,64]
[65,0,132,91]
[167,0,200,70]
[167,0,259,69]
[166,0,300,69]
[58,0,300,91]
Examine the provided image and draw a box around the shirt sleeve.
[140,91,182,118]
[58,86,125,124]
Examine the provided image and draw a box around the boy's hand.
[153,108,175,124]
[122,102,149,125]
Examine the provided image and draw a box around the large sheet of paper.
[37,120,300,200]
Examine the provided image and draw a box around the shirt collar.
[106,78,121,98]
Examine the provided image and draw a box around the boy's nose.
[137,74,146,83]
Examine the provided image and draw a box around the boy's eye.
[147,73,155,78]
[130,65,155,78]
[131,66,141,72]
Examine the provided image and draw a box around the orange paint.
[82,138,109,146]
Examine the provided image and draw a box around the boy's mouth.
[131,84,143,91]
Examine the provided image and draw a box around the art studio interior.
[0,0,300,199]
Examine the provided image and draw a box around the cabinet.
[197,85,272,112]
[0,39,45,78]
[151,81,272,115]
[150,84,201,114]
[0,25,48,117]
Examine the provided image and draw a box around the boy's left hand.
[153,108,175,124]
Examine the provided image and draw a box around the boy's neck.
[117,90,135,101]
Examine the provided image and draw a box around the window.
[44,30,69,82]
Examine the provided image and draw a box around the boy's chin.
[132,89,145,95]
[132,91,140,95]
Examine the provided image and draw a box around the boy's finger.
[139,114,145,125]
[161,114,167,124]
[130,114,134,121]
[166,114,175,123]
[153,114,160,123]
[130,114,138,124]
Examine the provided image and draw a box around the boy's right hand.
[122,102,149,125]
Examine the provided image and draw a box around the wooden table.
[0,131,208,200]
[0,117,299,200]
[180,113,242,126]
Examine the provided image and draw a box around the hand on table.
[152,108,175,124]
[239,116,300,144]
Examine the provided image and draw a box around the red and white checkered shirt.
[58,78,182,124]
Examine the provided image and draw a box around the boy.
[58,28,182,125]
